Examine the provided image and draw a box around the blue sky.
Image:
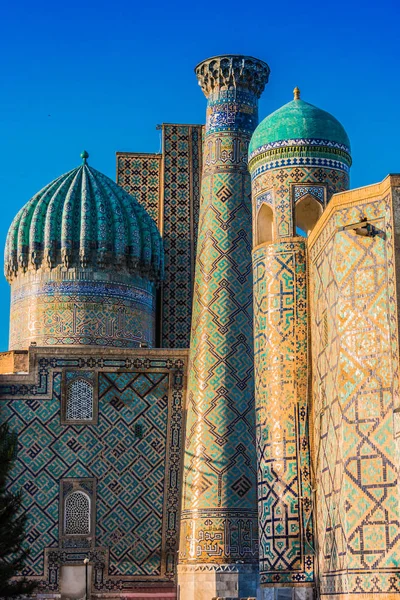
[0,0,399,350]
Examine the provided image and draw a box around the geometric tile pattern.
[116,126,203,349]
[252,165,349,238]
[179,165,260,563]
[256,191,273,210]
[5,162,164,283]
[309,192,400,596]
[161,124,203,348]
[9,275,156,349]
[249,137,351,159]
[251,156,350,179]
[116,153,162,223]
[253,241,314,585]
[294,185,325,204]
[97,371,169,577]
[179,56,269,566]
[0,350,186,592]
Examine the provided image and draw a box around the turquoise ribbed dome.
[249,97,350,156]
[5,158,163,281]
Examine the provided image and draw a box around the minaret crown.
[195,54,270,99]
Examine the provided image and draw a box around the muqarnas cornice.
[195,55,270,98]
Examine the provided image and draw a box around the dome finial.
[293,87,301,100]
[81,150,89,164]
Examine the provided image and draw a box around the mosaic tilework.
[251,156,350,179]
[117,127,203,349]
[308,188,400,596]
[97,371,169,576]
[249,137,351,159]
[161,124,203,348]
[253,241,314,585]
[116,153,162,223]
[9,272,156,350]
[256,191,273,210]
[206,89,259,134]
[179,168,259,563]
[294,185,325,204]
[0,349,186,592]
[252,166,349,238]
[5,162,163,282]
[5,159,163,350]
[179,56,269,570]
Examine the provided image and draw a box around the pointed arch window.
[257,204,274,245]
[295,194,323,236]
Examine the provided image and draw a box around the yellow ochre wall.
[253,239,314,586]
[308,175,400,599]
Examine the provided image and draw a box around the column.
[178,55,270,600]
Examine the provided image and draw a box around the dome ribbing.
[5,161,163,282]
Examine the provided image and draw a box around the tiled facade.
[177,55,270,600]
[308,176,400,599]
[0,347,187,597]
[253,240,314,587]
[5,162,163,351]
[117,125,203,349]
[1,54,399,600]
[249,96,351,593]
[251,165,349,239]
[116,153,162,224]
[9,270,156,349]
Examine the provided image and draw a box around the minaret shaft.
[178,55,269,600]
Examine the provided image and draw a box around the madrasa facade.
[1,54,400,600]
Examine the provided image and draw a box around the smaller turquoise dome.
[249,96,350,157]
[5,159,163,281]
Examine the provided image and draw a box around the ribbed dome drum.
[5,154,163,350]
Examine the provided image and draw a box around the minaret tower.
[178,55,270,599]
[248,88,351,598]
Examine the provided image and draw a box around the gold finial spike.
[293,86,301,100]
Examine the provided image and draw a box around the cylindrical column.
[178,55,270,600]
[248,90,352,597]
[253,239,314,596]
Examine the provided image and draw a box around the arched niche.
[257,203,274,245]
[295,194,323,236]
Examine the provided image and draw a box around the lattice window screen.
[64,491,90,535]
[66,378,93,421]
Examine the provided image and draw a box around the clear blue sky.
[0,0,399,351]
